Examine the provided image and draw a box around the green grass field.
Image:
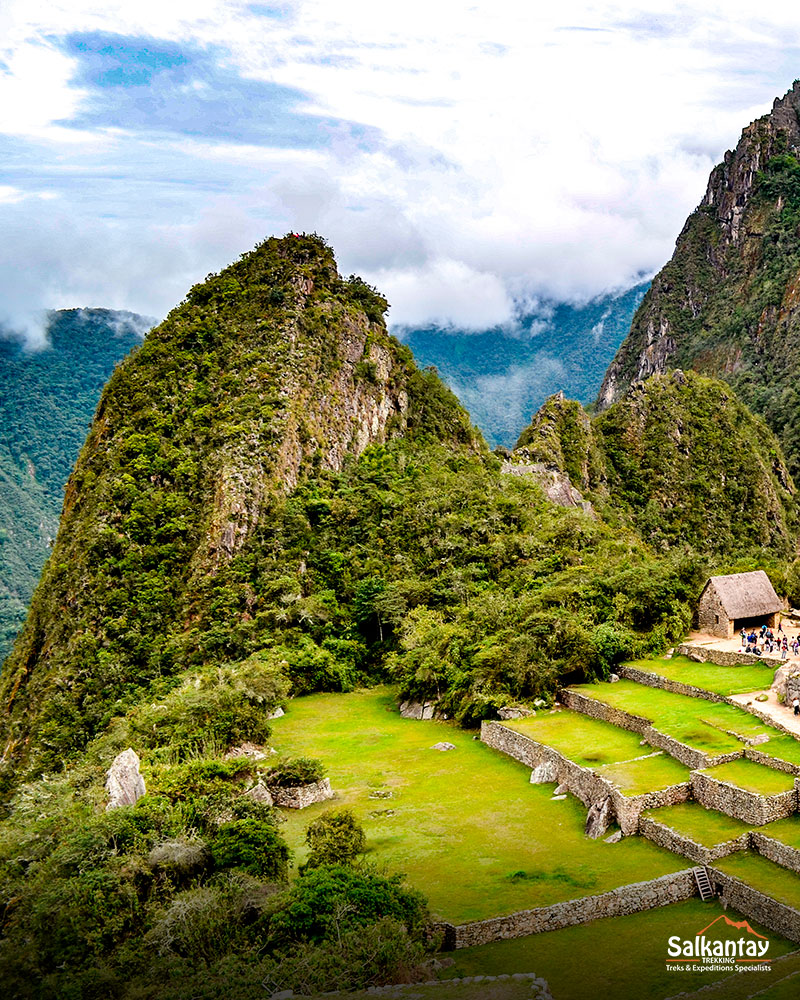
[440,899,795,1000]
[505,710,651,767]
[595,754,690,794]
[644,802,751,846]
[626,654,778,696]
[267,688,685,922]
[503,710,690,793]
[572,680,773,755]
[698,759,797,796]
[715,852,800,910]
[754,735,800,770]
[759,816,800,850]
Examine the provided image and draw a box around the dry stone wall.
[481,722,688,835]
[619,665,725,703]
[638,815,749,864]
[269,777,333,809]
[710,868,800,943]
[746,747,800,776]
[751,831,800,875]
[677,643,781,668]
[435,870,697,949]
[690,771,796,825]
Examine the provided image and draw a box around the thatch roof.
[704,571,783,619]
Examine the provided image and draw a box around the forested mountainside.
[598,81,800,479]
[0,235,697,791]
[402,282,648,448]
[0,310,148,663]
[2,234,799,997]
[514,370,798,558]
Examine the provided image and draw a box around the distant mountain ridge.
[399,282,648,448]
[0,309,149,662]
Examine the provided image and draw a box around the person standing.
[793,697,800,717]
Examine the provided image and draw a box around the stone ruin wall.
[676,643,781,668]
[435,870,698,949]
[480,721,689,835]
[690,771,797,825]
[751,831,800,876]
[269,777,333,809]
[620,664,725,703]
[710,868,800,943]
[638,815,749,865]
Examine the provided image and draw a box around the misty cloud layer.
[2,2,800,345]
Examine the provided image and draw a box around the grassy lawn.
[757,735,800,770]
[572,680,773,755]
[627,654,778,696]
[715,852,800,911]
[698,759,797,796]
[595,754,690,794]
[441,899,795,1000]
[644,802,751,846]
[759,816,800,849]
[268,687,686,923]
[504,710,651,767]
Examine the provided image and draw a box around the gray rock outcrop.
[105,748,146,810]
[400,699,437,720]
[585,796,613,839]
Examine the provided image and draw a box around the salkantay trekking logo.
[666,914,771,974]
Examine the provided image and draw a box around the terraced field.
[626,654,778,696]
[697,759,797,796]
[642,802,751,847]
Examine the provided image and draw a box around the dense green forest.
[0,310,148,662]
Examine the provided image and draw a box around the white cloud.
[2,1,800,342]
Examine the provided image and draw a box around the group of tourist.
[740,622,798,659]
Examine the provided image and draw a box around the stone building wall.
[690,771,796,825]
[751,831,800,875]
[697,583,734,638]
[480,722,688,835]
[435,870,697,949]
[710,869,800,943]
[638,815,749,865]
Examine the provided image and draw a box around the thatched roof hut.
[698,571,784,638]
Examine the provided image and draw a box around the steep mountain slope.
[514,370,798,557]
[598,81,800,477]
[0,236,698,791]
[401,282,648,447]
[0,310,147,662]
[0,235,483,777]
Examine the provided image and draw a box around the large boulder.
[498,705,534,720]
[105,748,146,810]
[772,665,800,700]
[530,762,558,784]
[585,796,613,839]
[400,699,436,720]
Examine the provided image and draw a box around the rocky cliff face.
[598,82,800,477]
[0,234,480,776]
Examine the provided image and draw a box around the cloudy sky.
[2,1,800,344]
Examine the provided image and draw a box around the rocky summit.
[598,81,800,477]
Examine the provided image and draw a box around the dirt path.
[730,687,800,738]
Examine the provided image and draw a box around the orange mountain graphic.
[696,914,768,939]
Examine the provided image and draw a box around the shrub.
[301,808,366,872]
[266,757,325,788]
[209,818,290,879]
